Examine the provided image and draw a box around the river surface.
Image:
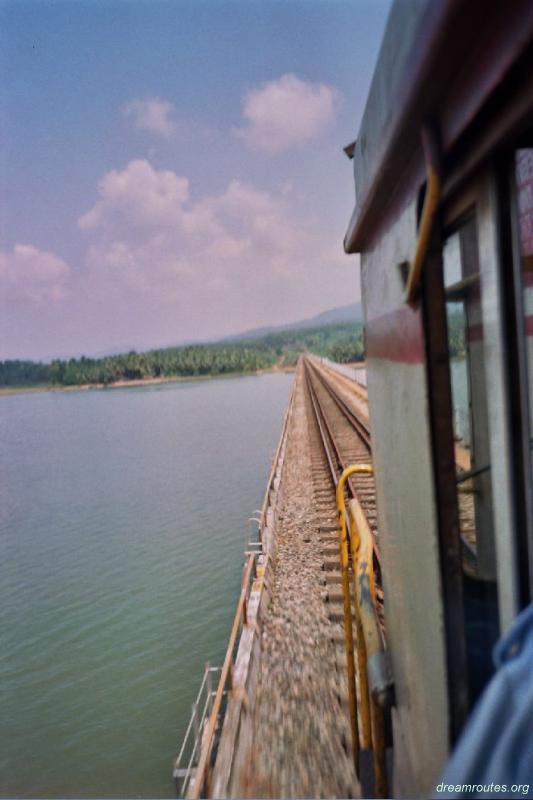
[0,372,293,799]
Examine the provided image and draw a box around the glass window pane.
[443,219,496,581]
[515,149,533,431]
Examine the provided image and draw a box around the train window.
[441,214,500,702]
[514,150,533,443]
[443,217,497,581]
[510,148,533,595]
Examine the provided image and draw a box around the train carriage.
[344,1,533,796]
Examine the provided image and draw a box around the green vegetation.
[0,322,365,388]
[0,312,474,391]
[447,307,467,358]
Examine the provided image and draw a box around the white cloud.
[78,159,189,230]
[77,160,343,304]
[0,244,70,305]
[235,73,339,155]
[72,158,352,357]
[2,159,353,359]
[122,97,177,139]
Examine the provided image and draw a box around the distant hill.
[224,303,362,342]
[1,306,366,388]
[23,303,363,362]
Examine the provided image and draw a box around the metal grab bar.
[456,462,491,483]
[405,125,441,304]
[336,466,366,766]
[336,465,393,799]
[348,498,392,707]
[348,497,392,799]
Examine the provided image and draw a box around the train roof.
[344,0,533,254]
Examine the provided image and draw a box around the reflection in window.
[443,216,499,701]
[444,220,496,581]
[515,149,533,444]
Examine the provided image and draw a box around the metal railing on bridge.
[173,553,257,799]
[173,664,224,798]
[174,380,295,799]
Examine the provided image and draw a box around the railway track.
[301,355,388,796]
[303,354,382,581]
[182,313,479,800]
[202,356,389,799]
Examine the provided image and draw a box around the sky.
[0,0,392,361]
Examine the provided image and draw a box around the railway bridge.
[175,355,390,799]
[175,3,533,796]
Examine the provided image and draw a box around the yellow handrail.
[335,465,374,767]
[336,464,392,799]
[405,125,441,304]
[348,497,388,798]
[348,498,382,674]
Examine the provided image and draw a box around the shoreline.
[0,365,296,398]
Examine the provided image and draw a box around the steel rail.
[305,357,370,442]
[304,357,391,797]
[305,368,343,485]
[316,356,369,401]
[304,359,381,569]
[308,361,371,450]
[304,361,358,485]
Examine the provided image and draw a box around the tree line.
[0,322,365,387]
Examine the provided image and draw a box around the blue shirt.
[434,603,533,799]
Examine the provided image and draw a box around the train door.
[424,153,533,741]
[498,144,533,607]
[422,178,513,741]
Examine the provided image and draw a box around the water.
[0,373,293,799]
